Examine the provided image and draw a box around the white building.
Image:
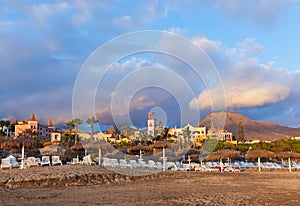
[147,112,155,137]
[168,123,206,143]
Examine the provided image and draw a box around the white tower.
[147,112,155,137]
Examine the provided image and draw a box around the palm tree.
[73,118,82,145]
[65,120,75,144]
[86,117,98,139]
[66,120,74,133]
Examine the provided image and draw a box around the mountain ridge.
[199,111,300,141]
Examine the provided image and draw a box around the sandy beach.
[0,166,300,206]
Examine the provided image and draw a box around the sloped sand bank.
[0,166,300,205]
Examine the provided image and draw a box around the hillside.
[199,112,300,141]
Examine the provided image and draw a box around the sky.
[1,0,300,130]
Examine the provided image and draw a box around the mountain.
[199,112,300,141]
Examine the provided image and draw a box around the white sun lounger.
[82,155,94,165]
[1,158,12,169]
[102,158,112,167]
[148,160,158,169]
[138,160,148,168]
[41,156,51,166]
[26,157,39,168]
[110,159,119,167]
[52,156,62,166]
[156,161,163,170]
[129,160,140,168]
[71,157,80,165]
[119,159,132,168]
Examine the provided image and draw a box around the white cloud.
[189,37,292,110]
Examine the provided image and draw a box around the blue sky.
[1,0,300,130]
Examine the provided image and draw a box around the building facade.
[15,113,54,139]
[147,112,155,137]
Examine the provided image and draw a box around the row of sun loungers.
[205,161,300,170]
[70,154,95,165]
[2,155,300,171]
[101,158,167,170]
[1,155,62,169]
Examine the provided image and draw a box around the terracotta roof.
[29,113,36,121]
[48,119,53,127]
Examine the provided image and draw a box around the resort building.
[147,112,155,137]
[51,131,62,143]
[207,124,233,142]
[168,123,207,145]
[14,113,55,139]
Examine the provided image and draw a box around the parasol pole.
[288,156,291,172]
[220,158,223,173]
[258,156,261,172]
[163,147,166,171]
[98,147,101,166]
[21,144,25,169]
[139,149,142,161]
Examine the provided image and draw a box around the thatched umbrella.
[206,149,241,161]
[151,141,170,149]
[70,143,85,160]
[71,143,84,151]
[0,137,43,169]
[186,149,201,159]
[129,144,150,160]
[0,137,43,150]
[206,149,241,171]
[246,149,275,172]
[277,152,300,172]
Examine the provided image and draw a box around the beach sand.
[0,166,299,205]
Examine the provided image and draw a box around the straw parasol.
[151,141,171,149]
[206,149,241,161]
[0,137,43,150]
[186,149,201,159]
[71,143,84,151]
[0,137,43,169]
[246,149,275,159]
[129,144,150,160]
[246,149,275,172]
[206,149,241,171]
[277,151,300,172]
[129,144,150,153]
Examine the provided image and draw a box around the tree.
[237,121,246,144]
[122,125,133,138]
[66,120,74,133]
[86,117,98,139]
[22,129,38,139]
[66,120,76,142]
[0,120,5,136]
[182,126,192,147]
[73,118,82,144]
